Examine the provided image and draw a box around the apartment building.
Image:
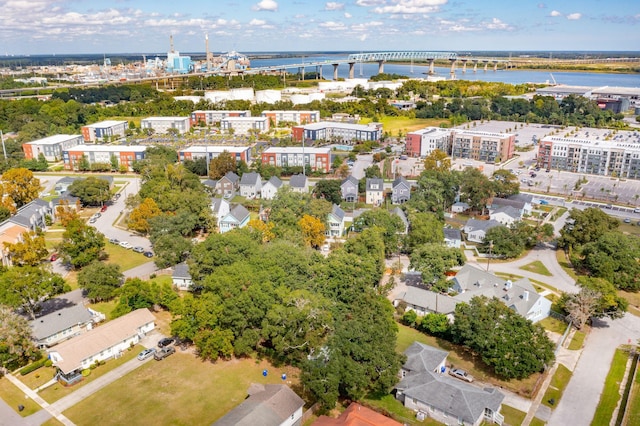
[537,136,640,179]
[23,134,84,161]
[81,120,128,142]
[178,145,252,163]
[63,145,147,171]
[261,147,331,173]
[140,117,190,134]
[220,117,269,135]
[451,130,515,163]
[405,127,452,157]
[261,110,320,126]
[292,121,382,144]
[189,110,251,126]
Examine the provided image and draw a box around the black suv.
[157,337,175,348]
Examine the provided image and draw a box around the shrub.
[81,369,91,377]
[19,358,46,376]
[44,359,53,367]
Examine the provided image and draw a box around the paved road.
[351,154,373,180]
[123,261,159,279]
[549,314,640,426]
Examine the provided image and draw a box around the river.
[250,55,640,88]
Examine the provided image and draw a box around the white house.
[239,172,262,199]
[444,228,462,248]
[211,198,231,230]
[261,176,283,200]
[289,174,309,193]
[219,204,250,234]
[29,304,104,348]
[463,219,502,243]
[451,202,470,213]
[391,176,411,204]
[365,178,384,206]
[489,205,521,227]
[172,263,193,290]
[326,204,346,237]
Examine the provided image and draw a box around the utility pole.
[0,130,6,161]
[486,240,493,271]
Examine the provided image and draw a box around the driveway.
[350,154,373,180]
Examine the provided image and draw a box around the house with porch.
[463,219,502,243]
[365,178,384,206]
[172,263,193,290]
[444,228,462,248]
[326,204,346,237]
[261,176,283,200]
[489,205,521,227]
[395,342,504,426]
[239,172,262,199]
[391,176,411,204]
[340,175,359,202]
[29,304,104,348]
[47,309,155,385]
[211,198,231,230]
[219,204,250,234]
[491,196,532,216]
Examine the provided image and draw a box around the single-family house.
[508,193,540,209]
[313,402,402,426]
[47,309,155,385]
[491,196,532,216]
[172,262,193,290]
[29,304,102,348]
[219,204,250,234]
[489,205,521,227]
[211,198,231,230]
[444,228,462,249]
[326,204,346,237]
[394,286,458,318]
[450,264,552,323]
[261,176,283,200]
[6,199,54,231]
[216,172,239,198]
[365,178,384,206]
[202,178,218,194]
[289,174,309,193]
[393,207,409,235]
[391,176,411,204]
[340,176,359,203]
[463,219,502,243]
[213,383,304,426]
[0,222,30,267]
[239,172,262,199]
[451,202,470,213]
[395,342,504,426]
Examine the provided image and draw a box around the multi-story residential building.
[22,134,84,161]
[140,117,190,134]
[262,147,332,173]
[63,145,147,171]
[189,110,251,126]
[81,120,128,142]
[261,110,320,126]
[451,130,515,163]
[178,146,252,163]
[366,178,384,206]
[292,121,382,144]
[220,117,269,135]
[537,136,640,179]
[405,127,452,157]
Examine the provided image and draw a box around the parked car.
[624,218,631,223]
[137,348,156,361]
[50,253,59,262]
[539,200,549,205]
[91,213,101,219]
[157,337,175,348]
[449,368,474,383]
[100,205,108,212]
[119,241,132,249]
[109,238,119,244]
[89,218,97,224]
[153,346,175,361]
[634,208,640,213]
[133,246,144,253]
[143,251,154,258]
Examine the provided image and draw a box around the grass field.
[0,377,42,417]
[39,344,144,404]
[103,244,150,271]
[360,116,449,134]
[623,357,640,426]
[541,364,572,409]
[63,354,301,426]
[396,324,541,397]
[539,317,569,335]
[555,249,579,281]
[500,404,527,426]
[568,330,586,350]
[18,365,57,390]
[88,299,119,320]
[519,260,553,276]
[618,221,640,237]
[530,417,546,426]
[619,290,640,318]
[362,392,441,425]
[591,348,629,425]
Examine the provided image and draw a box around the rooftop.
[26,134,83,145]
[66,145,147,153]
[83,120,127,128]
[299,121,379,131]
[30,304,94,341]
[181,146,251,154]
[263,147,331,154]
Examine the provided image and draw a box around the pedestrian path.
[3,374,74,426]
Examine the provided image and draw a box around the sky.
[0,0,639,55]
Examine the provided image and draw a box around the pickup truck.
[154,346,175,360]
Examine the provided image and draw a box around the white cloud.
[252,0,278,12]
[566,12,582,20]
[538,3,546,8]
[550,10,562,17]
[319,21,346,29]
[372,0,448,14]
[359,34,368,41]
[325,2,344,11]
[486,18,512,30]
[249,18,266,26]
[355,0,385,6]
[344,12,352,18]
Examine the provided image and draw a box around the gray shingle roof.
[223,171,239,184]
[289,174,307,189]
[212,384,304,426]
[464,218,502,232]
[491,205,521,219]
[29,304,94,341]
[392,176,410,189]
[366,178,383,192]
[266,176,283,188]
[240,172,260,186]
[202,178,218,188]
[443,228,461,241]
[341,175,358,187]
[491,197,526,211]
[228,204,250,223]
[172,262,192,280]
[397,286,458,315]
[331,204,345,222]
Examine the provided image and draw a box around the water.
[250,55,640,88]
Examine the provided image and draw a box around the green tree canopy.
[0,266,67,319]
[409,243,465,291]
[58,218,105,269]
[558,207,619,249]
[0,305,40,370]
[77,261,123,302]
[68,176,111,206]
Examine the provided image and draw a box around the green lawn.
[623,358,640,425]
[396,324,541,397]
[88,299,119,321]
[539,317,569,335]
[541,364,572,409]
[619,290,640,318]
[361,116,449,134]
[555,249,579,281]
[500,404,527,426]
[18,365,57,390]
[591,349,629,425]
[530,417,547,426]
[362,392,441,425]
[568,330,586,350]
[39,344,144,403]
[63,354,301,426]
[519,260,553,277]
[0,377,42,417]
[103,244,150,271]
[41,418,64,426]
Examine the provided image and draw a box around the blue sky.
[0,0,638,55]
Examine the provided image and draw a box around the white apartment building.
[220,117,269,135]
[22,134,84,162]
[140,116,191,134]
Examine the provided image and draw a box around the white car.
[119,241,132,249]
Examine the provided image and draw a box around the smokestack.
[170,34,174,53]
[205,33,210,72]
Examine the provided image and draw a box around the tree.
[459,167,494,212]
[0,305,40,370]
[558,207,619,249]
[247,219,275,243]
[3,230,48,266]
[298,215,326,248]
[112,278,178,318]
[483,225,525,258]
[58,218,105,268]
[492,169,520,198]
[0,266,67,319]
[151,234,192,269]
[313,179,343,205]
[127,198,161,234]
[423,149,451,172]
[405,212,444,253]
[409,244,465,290]
[77,262,123,302]
[353,209,404,257]
[580,232,640,291]
[418,313,450,336]
[208,151,236,179]
[1,168,41,208]
[68,177,111,206]
[451,296,555,379]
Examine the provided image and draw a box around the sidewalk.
[3,374,74,426]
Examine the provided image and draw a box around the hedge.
[19,358,47,376]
